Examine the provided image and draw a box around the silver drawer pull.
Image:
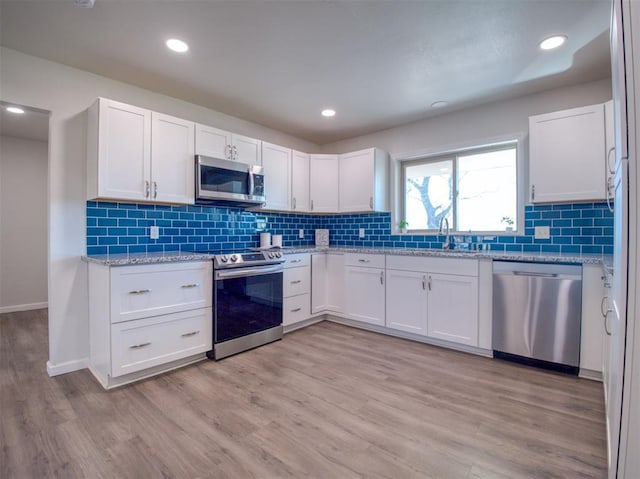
[358,259,370,263]
[290,280,302,284]
[290,307,302,312]
[290,259,302,263]
[130,342,151,349]
[181,283,200,289]
[129,289,151,295]
[181,330,200,337]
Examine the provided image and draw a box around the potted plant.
[398,220,409,234]
[501,216,514,232]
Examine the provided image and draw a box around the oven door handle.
[215,265,283,280]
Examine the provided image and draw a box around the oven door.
[214,265,283,344]
[196,155,265,205]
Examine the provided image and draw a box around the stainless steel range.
[206,250,284,360]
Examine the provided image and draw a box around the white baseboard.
[0,302,48,314]
[47,358,88,377]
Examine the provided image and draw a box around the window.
[402,142,519,233]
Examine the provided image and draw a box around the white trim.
[46,357,88,376]
[0,301,48,314]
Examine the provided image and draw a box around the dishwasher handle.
[512,271,559,278]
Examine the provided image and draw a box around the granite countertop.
[83,246,609,266]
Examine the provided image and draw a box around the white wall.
[0,46,319,376]
[0,135,48,312]
[320,78,612,156]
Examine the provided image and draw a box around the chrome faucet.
[439,217,451,249]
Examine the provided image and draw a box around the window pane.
[456,147,517,231]
[405,159,453,230]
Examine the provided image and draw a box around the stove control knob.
[268,252,274,259]
[275,252,282,258]
[230,254,238,262]
[220,255,228,262]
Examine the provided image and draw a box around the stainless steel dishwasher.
[492,261,582,374]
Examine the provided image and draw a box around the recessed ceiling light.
[6,106,25,114]
[539,35,567,50]
[431,101,448,109]
[166,38,189,53]
[321,109,336,118]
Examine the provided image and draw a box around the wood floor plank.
[0,310,607,478]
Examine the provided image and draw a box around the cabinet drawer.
[283,253,310,268]
[345,253,385,268]
[386,255,478,276]
[284,266,310,297]
[111,261,212,323]
[111,308,212,378]
[283,294,311,326]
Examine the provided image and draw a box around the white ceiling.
[0,0,612,145]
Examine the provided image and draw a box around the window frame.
[392,136,526,236]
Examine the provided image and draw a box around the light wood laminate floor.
[1,309,607,478]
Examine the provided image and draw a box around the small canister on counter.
[272,234,283,248]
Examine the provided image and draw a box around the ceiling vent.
[73,0,96,8]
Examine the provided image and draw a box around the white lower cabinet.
[283,253,311,328]
[345,265,386,326]
[88,261,213,388]
[385,269,428,335]
[580,263,606,379]
[312,253,345,314]
[385,255,479,348]
[426,273,478,346]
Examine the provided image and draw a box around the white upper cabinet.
[339,148,389,212]
[195,124,262,166]
[529,103,606,203]
[151,113,195,204]
[292,150,311,212]
[309,154,339,212]
[87,98,194,204]
[262,142,292,211]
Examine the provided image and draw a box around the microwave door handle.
[248,168,255,196]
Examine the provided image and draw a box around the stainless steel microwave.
[195,155,265,208]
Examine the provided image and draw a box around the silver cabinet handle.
[606,176,615,213]
[422,275,426,290]
[293,197,297,210]
[290,280,302,284]
[130,342,151,349]
[145,180,150,198]
[290,307,302,312]
[531,184,535,201]
[128,289,151,294]
[428,275,432,291]
[602,296,613,336]
[181,283,200,289]
[369,197,373,209]
[607,146,616,174]
[225,144,232,160]
[358,259,370,263]
[380,271,384,285]
[232,145,238,161]
[290,259,302,264]
[153,181,158,199]
[181,330,200,337]
[310,200,314,211]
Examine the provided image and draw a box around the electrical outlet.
[298,229,304,239]
[359,228,365,239]
[534,226,550,239]
[150,226,159,240]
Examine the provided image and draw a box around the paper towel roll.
[260,232,271,249]
[272,234,282,248]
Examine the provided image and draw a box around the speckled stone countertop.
[83,247,609,266]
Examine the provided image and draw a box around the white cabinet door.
[427,273,478,346]
[339,149,375,212]
[292,150,310,212]
[309,154,339,212]
[529,103,606,203]
[345,266,385,326]
[385,269,428,335]
[311,253,327,313]
[262,142,291,211]
[232,133,262,166]
[580,264,605,376]
[195,123,232,160]
[326,253,345,313]
[151,112,195,204]
[88,98,151,201]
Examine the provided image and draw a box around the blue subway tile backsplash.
[86,201,614,256]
